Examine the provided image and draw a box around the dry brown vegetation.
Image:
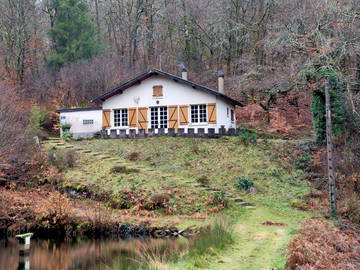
[286,219,360,270]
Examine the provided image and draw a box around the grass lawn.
[45,136,313,269]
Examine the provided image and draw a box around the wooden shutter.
[137,107,148,130]
[102,110,111,128]
[168,105,179,129]
[179,105,189,125]
[153,85,163,97]
[208,103,217,124]
[128,108,137,127]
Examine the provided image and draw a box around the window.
[151,107,167,128]
[227,108,229,117]
[231,109,235,122]
[83,119,94,125]
[114,109,128,127]
[191,105,207,123]
[60,116,66,120]
[153,85,163,97]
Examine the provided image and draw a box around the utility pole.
[325,80,337,217]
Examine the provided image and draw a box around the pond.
[0,236,193,270]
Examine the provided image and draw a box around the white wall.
[59,110,102,137]
[102,76,236,131]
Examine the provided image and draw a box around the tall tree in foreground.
[46,0,102,68]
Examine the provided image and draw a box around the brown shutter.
[179,105,189,125]
[153,85,163,97]
[208,103,217,124]
[128,108,137,127]
[168,105,179,130]
[137,107,148,130]
[102,110,111,128]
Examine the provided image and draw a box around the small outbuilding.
[57,68,242,138]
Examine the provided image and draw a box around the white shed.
[57,107,103,138]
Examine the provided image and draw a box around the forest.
[0,0,360,269]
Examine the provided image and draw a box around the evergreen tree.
[46,0,102,68]
[310,75,346,144]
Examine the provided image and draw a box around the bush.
[127,152,140,161]
[35,191,72,228]
[238,129,257,145]
[234,177,254,191]
[144,193,171,210]
[111,166,140,174]
[61,123,73,140]
[48,149,77,171]
[29,105,46,136]
[295,153,312,171]
[61,130,73,140]
[196,176,209,186]
[345,194,360,223]
[208,191,228,208]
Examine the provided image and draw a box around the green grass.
[45,136,313,269]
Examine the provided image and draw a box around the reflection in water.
[0,236,192,270]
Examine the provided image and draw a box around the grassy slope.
[46,137,312,269]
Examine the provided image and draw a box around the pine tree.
[46,0,102,68]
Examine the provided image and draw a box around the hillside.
[2,136,314,269]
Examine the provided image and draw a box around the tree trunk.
[325,81,337,217]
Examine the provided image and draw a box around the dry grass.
[286,219,360,270]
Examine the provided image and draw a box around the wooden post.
[16,233,33,270]
[325,81,337,217]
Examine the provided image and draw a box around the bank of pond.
[0,217,234,270]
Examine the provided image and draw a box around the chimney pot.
[218,70,225,94]
[181,66,188,80]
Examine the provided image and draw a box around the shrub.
[144,193,171,210]
[238,129,257,145]
[35,191,72,228]
[48,149,77,171]
[295,153,312,171]
[235,177,254,191]
[111,166,140,174]
[61,123,73,140]
[127,152,140,161]
[290,199,309,211]
[29,105,46,136]
[208,191,228,208]
[196,176,209,186]
[61,130,73,140]
[344,194,360,223]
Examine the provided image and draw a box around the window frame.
[150,106,168,129]
[231,109,235,122]
[83,119,94,125]
[114,108,128,127]
[190,104,207,124]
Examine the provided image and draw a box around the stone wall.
[101,127,240,139]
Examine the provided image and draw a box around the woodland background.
[0,0,359,163]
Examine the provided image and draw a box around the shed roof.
[91,69,242,106]
[56,106,102,113]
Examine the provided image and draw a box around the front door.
[150,107,168,129]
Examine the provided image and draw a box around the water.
[0,236,192,270]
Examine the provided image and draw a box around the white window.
[83,119,94,125]
[114,109,128,127]
[191,104,207,123]
[231,109,235,122]
[151,107,167,129]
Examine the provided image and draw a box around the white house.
[57,68,242,138]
